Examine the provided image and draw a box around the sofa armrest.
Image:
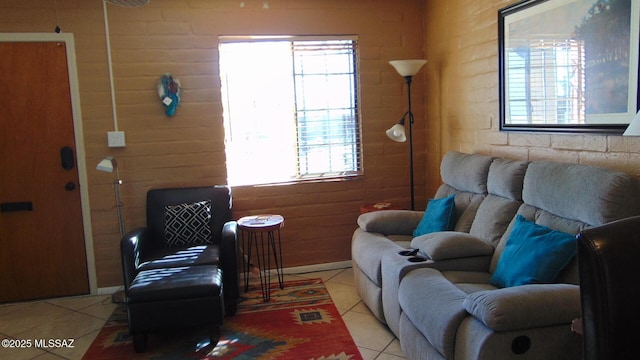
[411,232,494,260]
[463,284,581,331]
[120,227,148,291]
[357,210,424,235]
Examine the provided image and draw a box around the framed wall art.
[499,0,640,133]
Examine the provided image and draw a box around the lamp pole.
[114,176,125,239]
[405,75,415,211]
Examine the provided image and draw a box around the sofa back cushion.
[440,151,493,194]
[487,158,528,201]
[434,185,484,232]
[523,161,640,226]
[433,151,493,232]
[469,158,529,246]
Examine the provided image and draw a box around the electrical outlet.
[108,131,126,148]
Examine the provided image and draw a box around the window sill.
[232,173,363,188]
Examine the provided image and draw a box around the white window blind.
[219,36,361,186]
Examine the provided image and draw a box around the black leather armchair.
[577,215,640,360]
[121,185,239,315]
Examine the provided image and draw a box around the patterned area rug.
[83,278,363,359]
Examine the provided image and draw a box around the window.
[219,36,361,186]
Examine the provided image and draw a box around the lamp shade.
[386,123,407,142]
[389,60,427,77]
[97,156,115,172]
[623,110,640,136]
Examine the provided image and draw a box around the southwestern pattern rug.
[83,278,363,360]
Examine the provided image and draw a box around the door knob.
[65,182,76,191]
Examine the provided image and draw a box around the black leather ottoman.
[125,265,224,352]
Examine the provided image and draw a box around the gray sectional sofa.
[352,151,640,360]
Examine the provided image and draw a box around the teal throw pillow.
[490,215,576,288]
[413,194,456,237]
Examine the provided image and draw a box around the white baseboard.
[281,260,352,274]
[96,260,353,295]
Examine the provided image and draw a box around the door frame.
[0,32,97,295]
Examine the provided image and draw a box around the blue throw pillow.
[490,215,577,288]
[413,194,456,237]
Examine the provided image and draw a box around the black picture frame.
[499,0,640,133]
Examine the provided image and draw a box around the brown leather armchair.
[577,215,640,360]
[120,185,239,352]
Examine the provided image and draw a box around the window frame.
[218,35,362,186]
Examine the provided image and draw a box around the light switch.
[108,131,126,148]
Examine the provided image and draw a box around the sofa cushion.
[442,270,493,286]
[440,151,493,194]
[434,185,486,233]
[490,215,576,288]
[413,195,456,236]
[465,158,527,248]
[352,229,407,286]
[399,268,469,359]
[463,284,581,331]
[469,195,522,247]
[487,158,528,201]
[411,232,494,260]
[523,161,640,226]
[138,245,220,270]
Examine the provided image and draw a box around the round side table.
[237,214,284,302]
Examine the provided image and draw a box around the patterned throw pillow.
[164,200,213,246]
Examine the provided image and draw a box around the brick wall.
[0,0,426,287]
[422,0,640,198]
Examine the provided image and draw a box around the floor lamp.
[96,156,126,303]
[386,59,427,211]
[96,156,125,238]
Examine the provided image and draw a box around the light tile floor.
[0,267,406,360]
